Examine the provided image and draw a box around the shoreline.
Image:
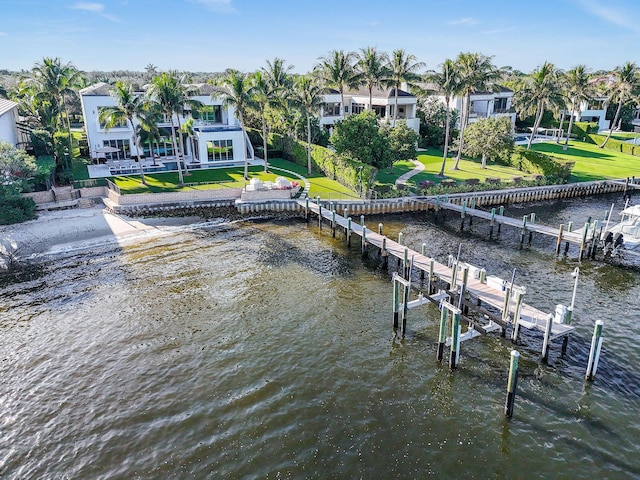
[0,206,212,267]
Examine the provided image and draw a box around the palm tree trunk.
[306,114,312,175]
[239,113,249,180]
[481,152,487,169]
[176,114,189,176]
[393,86,399,123]
[128,116,147,185]
[556,111,566,143]
[262,112,268,172]
[340,90,346,118]
[453,94,470,170]
[600,99,623,148]
[168,117,184,185]
[527,102,544,150]
[564,104,576,151]
[369,87,373,111]
[438,97,452,177]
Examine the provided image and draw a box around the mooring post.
[378,223,383,235]
[402,258,413,336]
[585,320,604,381]
[579,222,590,260]
[490,208,496,238]
[567,221,573,232]
[392,274,399,329]
[504,350,520,418]
[318,201,322,229]
[502,286,511,322]
[347,217,352,247]
[362,225,367,254]
[510,288,525,343]
[403,246,409,279]
[461,200,467,231]
[421,243,427,280]
[556,224,565,256]
[542,313,554,362]
[332,209,336,237]
[305,197,310,222]
[429,258,435,294]
[530,212,536,224]
[437,306,447,361]
[520,215,528,247]
[450,311,461,369]
[381,237,388,267]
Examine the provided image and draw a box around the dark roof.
[324,86,415,98]
[472,85,513,95]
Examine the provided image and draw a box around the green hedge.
[269,133,377,191]
[0,196,37,225]
[511,146,574,182]
[572,122,598,141]
[586,133,640,157]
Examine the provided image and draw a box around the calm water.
[1,195,639,479]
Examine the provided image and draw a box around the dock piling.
[450,311,461,369]
[585,320,604,381]
[504,350,520,418]
[542,314,554,361]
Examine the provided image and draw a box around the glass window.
[373,105,386,117]
[352,103,365,115]
[198,105,223,123]
[102,139,130,160]
[324,103,341,116]
[207,139,234,162]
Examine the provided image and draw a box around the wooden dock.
[424,200,600,257]
[299,198,575,341]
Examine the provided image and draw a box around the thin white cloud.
[0,32,8,36]
[70,2,121,22]
[482,26,519,35]
[574,0,640,32]
[448,17,478,26]
[189,0,236,13]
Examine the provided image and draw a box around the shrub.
[485,177,501,184]
[465,178,480,186]
[511,146,573,182]
[441,179,457,187]
[31,130,54,156]
[0,196,36,225]
[419,180,435,188]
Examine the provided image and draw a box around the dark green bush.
[0,196,36,225]
[31,129,54,157]
[511,146,573,182]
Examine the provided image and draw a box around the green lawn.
[530,141,640,182]
[375,147,529,188]
[110,158,358,198]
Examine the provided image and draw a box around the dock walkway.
[299,199,574,339]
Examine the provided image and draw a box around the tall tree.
[385,49,425,122]
[460,116,514,168]
[562,65,592,151]
[426,59,460,176]
[29,57,83,142]
[99,81,148,185]
[147,72,186,184]
[136,105,167,165]
[292,75,324,174]
[599,62,640,148]
[515,61,563,150]
[315,50,357,118]
[355,47,389,111]
[250,71,273,172]
[452,52,500,169]
[214,70,254,180]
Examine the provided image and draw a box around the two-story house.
[319,87,420,133]
[80,82,254,175]
[443,86,516,130]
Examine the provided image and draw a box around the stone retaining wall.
[107,187,242,205]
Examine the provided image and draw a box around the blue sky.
[1,0,639,74]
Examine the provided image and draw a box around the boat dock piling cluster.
[301,198,607,418]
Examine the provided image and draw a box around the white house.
[0,98,20,147]
[565,92,609,132]
[440,86,516,130]
[80,82,254,176]
[319,87,420,133]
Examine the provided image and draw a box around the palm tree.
[30,57,82,137]
[181,117,197,163]
[562,65,592,151]
[515,62,563,150]
[137,105,166,165]
[355,47,389,111]
[292,75,324,174]
[452,52,501,169]
[314,50,357,119]
[147,71,200,185]
[250,71,273,172]
[214,69,254,180]
[426,59,460,176]
[99,81,148,185]
[385,49,425,123]
[599,62,640,148]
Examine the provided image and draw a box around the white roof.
[0,98,18,116]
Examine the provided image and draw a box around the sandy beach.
[0,206,208,266]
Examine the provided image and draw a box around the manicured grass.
[267,158,358,199]
[374,147,528,188]
[110,158,359,198]
[530,141,640,182]
[611,132,640,140]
